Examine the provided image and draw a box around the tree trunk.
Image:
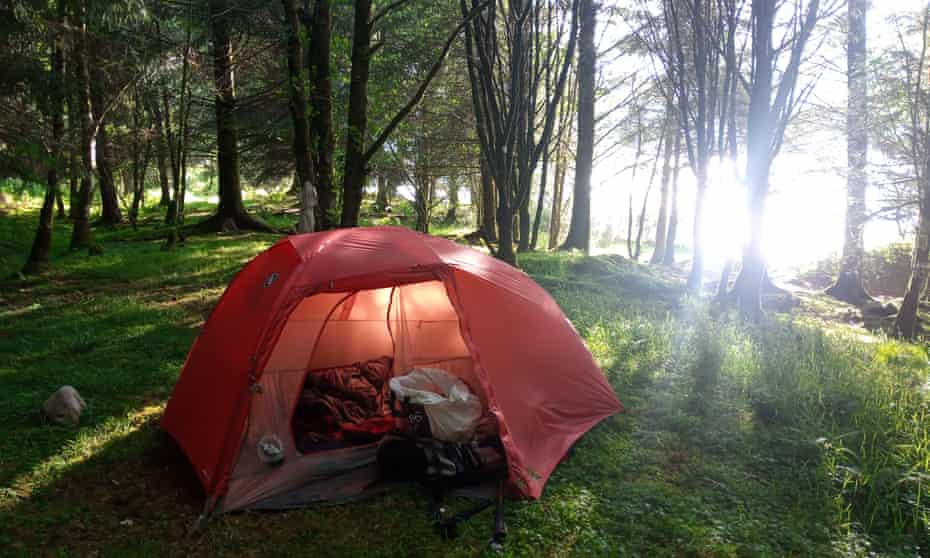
[444,181,458,225]
[517,194,531,252]
[156,163,170,206]
[70,0,95,251]
[374,173,390,212]
[282,0,317,234]
[650,103,676,264]
[55,187,65,219]
[154,106,171,207]
[497,202,515,265]
[480,155,496,241]
[549,148,565,249]
[414,176,434,233]
[686,170,708,291]
[560,0,595,253]
[89,65,122,227]
[68,151,78,219]
[662,133,682,266]
[340,0,372,228]
[733,163,769,320]
[94,120,122,226]
[827,0,871,305]
[307,0,335,230]
[23,0,65,274]
[627,193,634,258]
[128,95,150,228]
[199,0,271,233]
[635,133,664,261]
[530,148,549,251]
[895,198,930,338]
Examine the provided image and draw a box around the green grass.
[1,201,929,556]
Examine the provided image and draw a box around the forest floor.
[1,203,928,557]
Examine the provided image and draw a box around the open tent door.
[222,279,485,511]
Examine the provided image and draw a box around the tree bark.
[374,173,390,212]
[560,0,594,253]
[89,65,122,227]
[94,118,122,226]
[728,0,822,318]
[662,132,682,265]
[68,151,78,219]
[128,94,150,228]
[340,0,373,227]
[70,0,95,251]
[635,132,664,261]
[549,145,566,249]
[414,176,434,233]
[444,180,458,225]
[282,0,317,233]
[306,0,335,230]
[55,187,65,219]
[530,148,549,251]
[23,0,65,274]
[198,0,271,233]
[517,194,531,252]
[827,0,872,304]
[153,100,171,206]
[650,101,676,264]
[479,155,496,241]
[686,169,708,290]
[895,193,930,338]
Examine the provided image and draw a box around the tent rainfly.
[162,226,622,513]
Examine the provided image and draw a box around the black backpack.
[376,435,507,547]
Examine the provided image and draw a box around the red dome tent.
[162,226,621,512]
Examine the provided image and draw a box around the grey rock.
[42,385,86,426]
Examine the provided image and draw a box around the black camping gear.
[376,434,507,547]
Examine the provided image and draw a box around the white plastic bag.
[389,368,482,443]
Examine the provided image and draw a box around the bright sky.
[592,0,927,271]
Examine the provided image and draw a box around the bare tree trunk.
[55,187,65,219]
[662,133,682,265]
[150,92,175,216]
[517,193,531,251]
[68,151,78,219]
[24,0,65,274]
[374,173,390,212]
[549,146,565,249]
[282,0,317,233]
[306,0,335,230]
[530,139,550,250]
[340,0,373,227]
[444,180,459,225]
[650,102,676,264]
[128,93,151,228]
[895,194,930,338]
[560,0,594,253]
[198,0,271,233]
[175,3,194,226]
[827,0,872,304]
[70,0,95,251]
[480,155,496,240]
[414,176,434,233]
[153,102,171,207]
[627,193,634,258]
[635,132,665,261]
[89,65,122,227]
[686,169,708,290]
[727,0,823,318]
[94,119,122,226]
